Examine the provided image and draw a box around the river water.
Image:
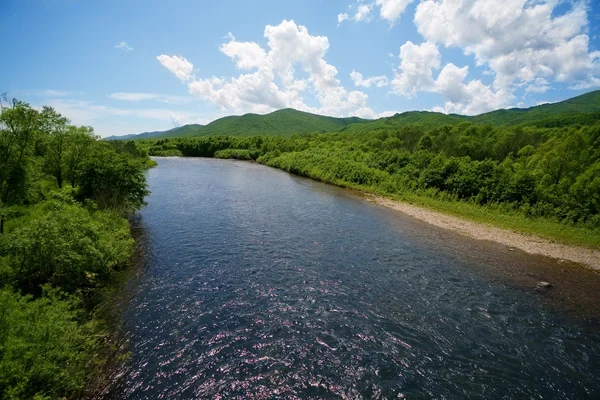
[108,157,600,399]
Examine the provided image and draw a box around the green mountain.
[110,90,600,140]
[106,125,203,141]
[469,90,600,126]
[108,108,368,140]
[190,108,367,137]
[339,90,600,135]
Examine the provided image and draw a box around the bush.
[0,197,133,293]
[0,287,97,400]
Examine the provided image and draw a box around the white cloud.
[433,63,513,114]
[389,40,512,114]
[524,78,551,93]
[414,0,600,90]
[115,41,133,51]
[156,55,194,82]
[350,70,389,87]
[376,0,415,23]
[338,0,413,25]
[391,41,441,97]
[23,89,74,97]
[169,112,183,127]
[109,92,195,104]
[160,20,376,117]
[337,13,349,24]
[45,98,205,136]
[219,34,268,70]
[354,4,373,21]
[110,92,159,101]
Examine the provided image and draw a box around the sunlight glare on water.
[107,158,600,399]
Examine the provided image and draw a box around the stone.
[535,281,553,292]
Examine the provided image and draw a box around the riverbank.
[156,155,600,270]
[368,194,600,270]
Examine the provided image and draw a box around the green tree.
[40,107,70,188]
[0,99,40,204]
[77,145,149,213]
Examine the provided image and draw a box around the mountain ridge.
[106,90,600,140]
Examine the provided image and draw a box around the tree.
[77,145,149,214]
[0,99,40,204]
[64,126,96,188]
[41,107,70,188]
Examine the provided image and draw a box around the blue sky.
[1,0,599,137]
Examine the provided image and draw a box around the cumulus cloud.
[219,34,268,70]
[389,41,512,114]
[414,0,600,90]
[391,41,441,97]
[159,20,377,117]
[156,55,194,82]
[350,70,389,88]
[115,41,133,51]
[376,0,415,23]
[433,63,513,114]
[381,0,599,114]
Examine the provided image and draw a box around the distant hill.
[106,125,203,141]
[470,90,600,126]
[338,90,600,135]
[188,108,367,137]
[108,109,368,140]
[108,90,600,140]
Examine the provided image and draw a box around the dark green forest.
[0,98,151,399]
[146,118,600,247]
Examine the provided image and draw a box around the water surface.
[109,157,600,399]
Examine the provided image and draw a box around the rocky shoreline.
[370,195,600,271]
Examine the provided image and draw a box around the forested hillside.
[108,108,368,140]
[113,90,600,141]
[0,98,151,399]
[147,118,600,247]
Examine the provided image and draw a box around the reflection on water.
[106,157,600,399]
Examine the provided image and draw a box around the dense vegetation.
[147,116,600,247]
[0,98,151,399]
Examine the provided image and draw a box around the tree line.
[146,120,600,236]
[0,97,151,399]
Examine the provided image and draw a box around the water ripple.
[106,158,600,399]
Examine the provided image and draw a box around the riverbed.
[106,157,600,399]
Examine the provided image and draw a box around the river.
[107,157,600,399]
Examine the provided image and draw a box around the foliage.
[0,195,133,293]
[147,117,600,246]
[77,144,149,213]
[0,287,96,400]
[0,98,151,399]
